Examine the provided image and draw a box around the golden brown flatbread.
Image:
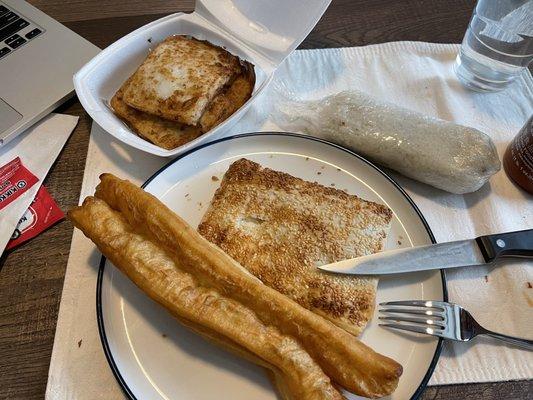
[198,159,393,336]
[122,36,242,125]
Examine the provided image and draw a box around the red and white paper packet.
[0,157,64,251]
[0,113,78,255]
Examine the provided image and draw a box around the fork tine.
[379,316,446,328]
[380,307,445,317]
[380,300,446,310]
[380,323,444,337]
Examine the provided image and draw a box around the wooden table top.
[0,1,531,399]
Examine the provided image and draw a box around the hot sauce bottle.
[504,115,533,194]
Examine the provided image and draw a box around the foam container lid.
[197,0,331,66]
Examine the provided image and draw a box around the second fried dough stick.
[94,174,402,398]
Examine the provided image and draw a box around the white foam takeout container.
[73,0,331,157]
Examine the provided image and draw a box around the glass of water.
[454,0,533,92]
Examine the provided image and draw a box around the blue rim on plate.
[96,132,448,400]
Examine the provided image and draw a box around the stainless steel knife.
[318,229,533,275]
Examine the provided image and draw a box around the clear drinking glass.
[454,0,533,92]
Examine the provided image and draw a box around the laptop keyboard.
[0,4,44,60]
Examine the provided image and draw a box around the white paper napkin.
[46,42,532,399]
[0,114,78,253]
[251,42,533,385]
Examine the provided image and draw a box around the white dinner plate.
[97,133,447,400]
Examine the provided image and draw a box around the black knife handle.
[476,229,533,263]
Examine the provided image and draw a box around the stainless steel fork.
[379,300,533,350]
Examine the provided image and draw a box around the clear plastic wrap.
[274,90,501,194]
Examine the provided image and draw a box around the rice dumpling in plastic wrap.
[274,90,501,194]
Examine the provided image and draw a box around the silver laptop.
[0,0,99,147]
